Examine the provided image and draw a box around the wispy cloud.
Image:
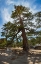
[6,0,30,7]
[1,0,41,25]
[1,8,13,23]
[6,0,14,5]
[6,0,38,13]
[0,0,41,29]
[0,0,41,38]
[1,0,40,26]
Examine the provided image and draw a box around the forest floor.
[0,47,41,64]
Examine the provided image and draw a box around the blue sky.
[0,0,41,38]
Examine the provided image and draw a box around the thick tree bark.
[22,28,29,51]
[20,17,29,51]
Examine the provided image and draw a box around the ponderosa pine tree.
[11,5,34,51]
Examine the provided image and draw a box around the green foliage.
[11,5,29,18]
[35,11,41,28]
[28,38,36,46]
[36,37,41,44]
[12,41,23,48]
[1,22,18,43]
[1,5,41,49]
[0,40,7,48]
[16,42,23,47]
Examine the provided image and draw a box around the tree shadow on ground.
[10,49,41,64]
[27,50,41,64]
[0,49,41,64]
[0,49,12,64]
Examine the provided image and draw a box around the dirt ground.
[0,48,41,64]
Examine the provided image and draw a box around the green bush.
[12,42,23,48]
[0,40,7,48]
[16,42,23,47]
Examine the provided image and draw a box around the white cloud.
[1,0,38,26]
[1,0,41,25]
[0,0,41,38]
[1,0,30,24]
[6,0,14,5]
[1,8,13,24]
[0,8,13,37]
[6,0,38,13]
[6,0,30,7]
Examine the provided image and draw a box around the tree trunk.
[20,17,29,51]
[22,28,29,51]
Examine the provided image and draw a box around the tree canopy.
[1,5,41,51]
